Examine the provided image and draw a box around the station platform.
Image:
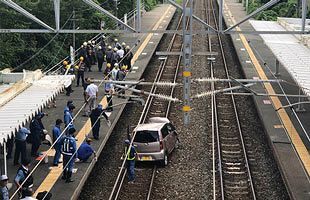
[223,1,310,199]
[5,4,176,200]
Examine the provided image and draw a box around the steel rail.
[209,0,256,198]
[109,4,189,199]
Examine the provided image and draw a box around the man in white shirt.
[84,79,98,116]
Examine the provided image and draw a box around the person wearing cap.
[124,46,133,71]
[29,112,46,157]
[104,63,112,77]
[61,128,77,183]
[113,38,121,49]
[64,104,75,130]
[96,46,104,72]
[90,104,111,140]
[14,158,33,197]
[121,42,126,49]
[76,56,86,87]
[105,46,113,65]
[63,100,73,115]
[77,138,96,162]
[116,65,127,97]
[20,187,36,200]
[104,76,114,112]
[111,47,120,68]
[0,175,9,200]
[124,140,136,183]
[52,119,63,166]
[111,63,119,81]
[14,127,30,166]
[84,79,98,117]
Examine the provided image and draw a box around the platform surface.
[223,1,310,199]
[5,4,176,200]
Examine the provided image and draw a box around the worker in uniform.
[124,46,133,71]
[62,60,74,96]
[14,127,30,166]
[124,140,136,183]
[89,104,111,140]
[64,104,75,131]
[84,79,98,117]
[113,38,121,49]
[77,138,96,162]
[96,46,104,72]
[104,63,112,77]
[121,42,126,50]
[111,63,119,81]
[111,47,120,68]
[76,56,86,87]
[117,65,127,97]
[0,175,9,200]
[29,112,47,157]
[64,100,73,114]
[52,119,63,166]
[79,42,87,59]
[105,46,113,65]
[91,41,96,65]
[116,46,125,66]
[14,158,33,198]
[61,128,77,183]
[104,76,114,112]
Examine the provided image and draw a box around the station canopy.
[0,70,74,145]
[250,19,310,97]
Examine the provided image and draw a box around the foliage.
[0,0,143,71]
[247,0,310,21]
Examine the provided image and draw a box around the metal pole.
[3,142,7,175]
[73,9,76,51]
[182,0,193,125]
[219,0,223,32]
[275,58,280,76]
[124,13,127,25]
[301,0,307,32]
[137,0,141,31]
[296,88,306,112]
[246,0,249,13]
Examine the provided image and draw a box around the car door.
[160,124,171,153]
[166,123,177,151]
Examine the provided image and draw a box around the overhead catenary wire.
[9,39,140,200]
[12,12,74,72]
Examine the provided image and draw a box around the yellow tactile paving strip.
[223,3,310,175]
[34,5,174,196]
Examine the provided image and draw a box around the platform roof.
[249,20,310,96]
[0,75,74,145]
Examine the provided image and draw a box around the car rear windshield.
[134,131,159,143]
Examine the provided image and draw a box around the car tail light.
[160,140,163,150]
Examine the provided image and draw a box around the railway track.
[108,6,189,200]
[204,0,256,199]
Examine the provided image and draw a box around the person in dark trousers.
[90,104,111,140]
[85,49,92,72]
[0,175,9,200]
[64,104,75,131]
[64,100,73,115]
[96,46,104,72]
[6,137,14,159]
[104,77,114,112]
[76,57,86,87]
[111,47,120,68]
[29,112,46,157]
[14,158,33,198]
[14,127,30,166]
[79,42,87,58]
[124,140,136,183]
[52,119,63,166]
[105,46,113,65]
[61,128,77,183]
[117,65,127,97]
[124,46,133,71]
[77,138,96,162]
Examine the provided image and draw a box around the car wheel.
[161,153,168,166]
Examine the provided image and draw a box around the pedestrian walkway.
[223,1,310,199]
[4,4,175,200]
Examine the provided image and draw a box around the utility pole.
[72,9,76,50]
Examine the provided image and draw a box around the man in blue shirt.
[14,158,33,197]
[77,138,96,162]
[52,119,63,166]
[63,100,73,115]
[0,175,9,200]
[14,127,30,165]
[64,104,75,131]
[61,128,77,183]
